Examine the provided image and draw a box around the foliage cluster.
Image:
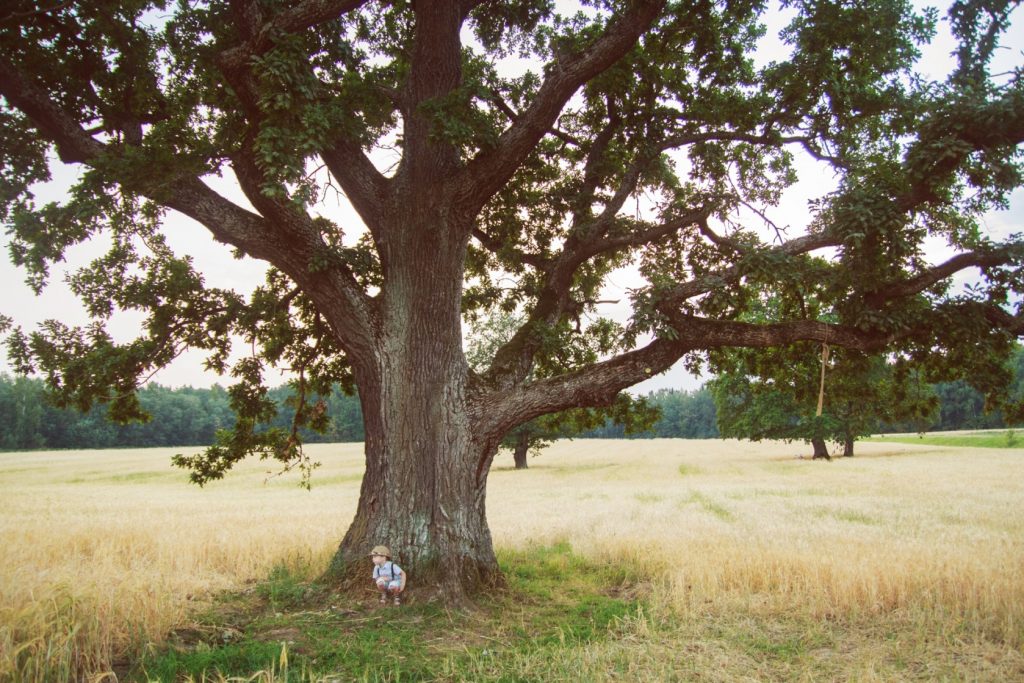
[0,376,363,451]
[708,344,1024,454]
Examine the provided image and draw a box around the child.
[370,545,406,605]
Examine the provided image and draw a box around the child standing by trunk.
[370,545,406,606]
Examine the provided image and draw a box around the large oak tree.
[2,0,1022,599]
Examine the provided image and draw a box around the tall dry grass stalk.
[1,439,1022,680]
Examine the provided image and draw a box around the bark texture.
[811,437,831,460]
[322,196,506,599]
[513,431,530,470]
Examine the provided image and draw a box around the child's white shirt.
[373,561,404,583]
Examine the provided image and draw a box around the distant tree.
[710,342,937,458]
[0,376,367,450]
[923,345,1024,430]
[930,380,999,430]
[0,374,45,449]
[644,388,719,438]
[322,387,365,442]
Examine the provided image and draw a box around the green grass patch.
[257,563,313,612]
[634,492,664,503]
[139,640,285,682]
[812,506,879,525]
[548,462,618,476]
[67,471,181,485]
[677,463,703,477]
[868,430,1024,449]
[683,491,735,522]
[134,542,647,682]
[736,632,808,661]
[727,487,829,500]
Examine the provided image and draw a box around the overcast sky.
[1,2,1021,394]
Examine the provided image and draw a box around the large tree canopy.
[2,0,1023,598]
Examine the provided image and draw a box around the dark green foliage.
[710,344,1024,450]
[580,388,720,439]
[139,640,286,683]
[258,563,314,612]
[0,374,363,451]
[708,345,939,454]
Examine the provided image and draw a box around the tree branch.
[469,228,549,269]
[0,55,104,164]
[482,207,708,390]
[901,88,1024,210]
[697,219,749,252]
[215,0,390,222]
[0,0,75,27]
[472,311,914,441]
[217,0,372,73]
[662,230,842,305]
[570,97,623,227]
[658,126,848,166]
[484,90,584,147]
[0,53,378,363]
[864,245,1024,308]
[456,0,666,215]
[471,336,690,441]
[320,138,390,236]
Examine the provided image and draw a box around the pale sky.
[1,2,1021,394]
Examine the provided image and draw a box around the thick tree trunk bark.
[325,353,502,600]
[843,434,855,457]
[513,431,529,470]
[327,403,501,600]
[323,207,503,602]
[811,437,831,460]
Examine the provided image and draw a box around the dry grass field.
[1,439,1023,681]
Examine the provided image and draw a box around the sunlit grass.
[2,438,1024,680]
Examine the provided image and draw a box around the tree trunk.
[811,437,831,460]
[327,386,502,600]
[513,430,529,470]
[323,209,503,602]
[843,434,855,457]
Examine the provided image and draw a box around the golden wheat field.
[1,439,1023,681]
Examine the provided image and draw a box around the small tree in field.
[708,288,940,457]
[2,0,1023,599]
[710,345,937,458]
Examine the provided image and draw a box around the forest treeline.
[0,372,1018,451]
